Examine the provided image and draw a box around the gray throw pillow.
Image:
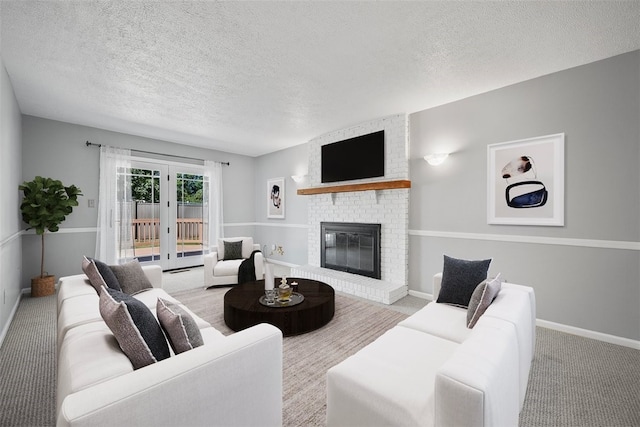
[109,259,153,295]
[157,298,204,354]
[88,257,122,292]
[81,256,106,294]
[99,286,170,369]
[436,255,492,308]
[223,240,243,260]
[467,274,502,328]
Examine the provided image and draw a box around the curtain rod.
[85,141,230,166]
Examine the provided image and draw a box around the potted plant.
[19,176,82,297]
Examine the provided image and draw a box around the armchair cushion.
[214,259,244,277]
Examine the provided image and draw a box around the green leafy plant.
[19,176,82,278]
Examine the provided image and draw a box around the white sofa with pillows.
[327,256,536,427]
[56,258,282,427]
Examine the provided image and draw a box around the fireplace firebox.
[321,222,381,279]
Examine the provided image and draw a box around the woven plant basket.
[31,275,55,297]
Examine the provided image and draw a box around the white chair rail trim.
[409,229,640,251]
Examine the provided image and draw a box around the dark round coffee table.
[224,278,335,336]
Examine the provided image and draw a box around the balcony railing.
[133,218,203,245]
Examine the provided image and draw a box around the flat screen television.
[321,130,385,183]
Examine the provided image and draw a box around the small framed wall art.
[487,133,564,226]
[267,177,285,219]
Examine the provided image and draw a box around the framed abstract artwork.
[487,133,564,226]
[267,177,285,219]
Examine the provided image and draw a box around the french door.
[128,160,205,270]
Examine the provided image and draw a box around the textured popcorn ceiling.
[1,1,639,157]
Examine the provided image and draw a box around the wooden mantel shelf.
[297,180,411,195]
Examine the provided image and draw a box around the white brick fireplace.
[292,114,410,304]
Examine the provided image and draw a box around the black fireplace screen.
[321,222,381,279]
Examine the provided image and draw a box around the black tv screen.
[321,130,385,183]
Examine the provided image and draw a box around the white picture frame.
[487,133,564,226]
[267,177,285,219]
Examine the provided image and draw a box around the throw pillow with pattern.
[157,298,204,354]
[99,286,170,369]
[436,255,492,308]
[86,257,122,292]
[467,274,502,328]
[81,256,106,294]
[109,259,153,295]
[223,240,243,260]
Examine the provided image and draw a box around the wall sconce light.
[423,153,449,166]
[291,174,307,184]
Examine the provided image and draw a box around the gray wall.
[250,51,639,341]
[0,56,23,340]
[253,143,309,266]
[20,116,256,285]
[409,51,640,341]
[4,51,638,344]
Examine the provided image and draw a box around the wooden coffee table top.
[223,278,335,337]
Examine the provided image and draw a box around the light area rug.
[171,287,409,426]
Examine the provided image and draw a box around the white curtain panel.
[95,145,133,264]
[203,160,224,253]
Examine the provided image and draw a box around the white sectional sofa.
[326,273,536,427]
[57,264,282,427]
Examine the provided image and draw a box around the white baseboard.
[536,319,640,350]
[409,229,640,251]
[408,289,432,301]
[0,291,24,349]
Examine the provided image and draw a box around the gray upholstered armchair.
[203,237,264,287]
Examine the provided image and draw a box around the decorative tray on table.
[259,292,304,308]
